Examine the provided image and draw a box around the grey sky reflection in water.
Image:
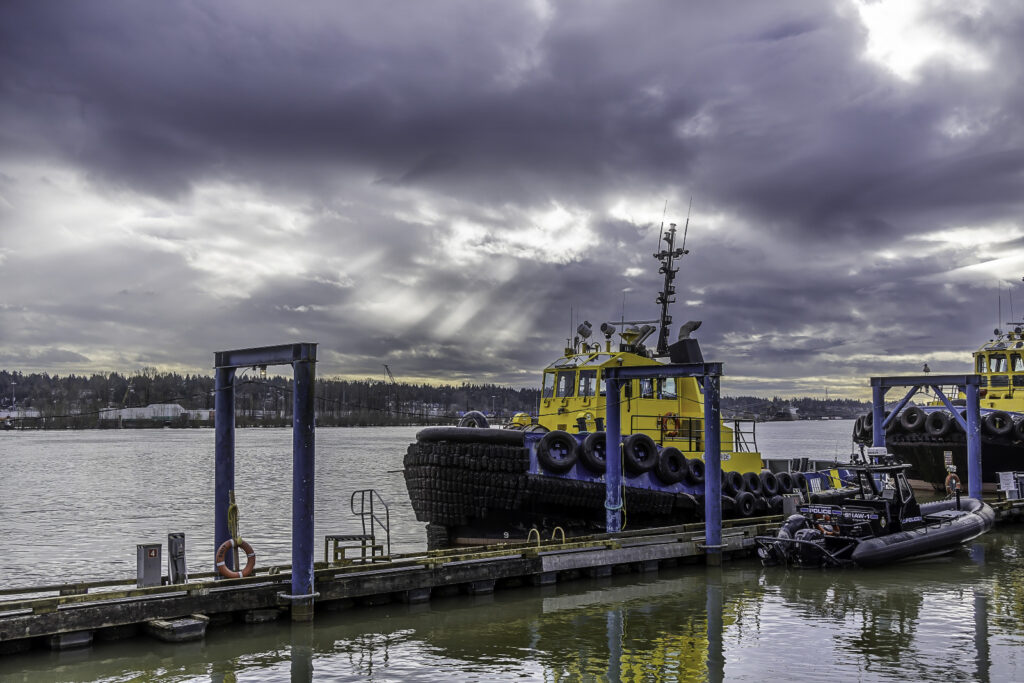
[2,537,1021,681]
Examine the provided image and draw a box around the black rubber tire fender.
[654,447,687,484]
[768,494,784,514]
[899,406,926,432]
[416,426,525,446]
[924,410,952,437]
[759,470,780,497]
[579,432,607,473]
[685,457,705,485]
[722,470,743,496]
[983,411,1014,437]
[742,471,763,495]
[735,491,757,517]
[622,433,658,475]
[775,471,794,493]
[536,430,579,474]
[458,410,490,428]
[792,471,808,493]
[853,416,866,440]
[1015,417,1024,440]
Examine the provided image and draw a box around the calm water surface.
[1,421,1022,681]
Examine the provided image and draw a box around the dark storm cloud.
[1,1,1023,394]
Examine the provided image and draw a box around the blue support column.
[965,383,982,499]
[291,358,317,620]
[703,374,722,566]
[604,378,622,533]
[214,366,236,573]
[871,385,887,449]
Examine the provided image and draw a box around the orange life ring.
[215,538,256,578]
[944,472,961,495]
[660,412,681,438]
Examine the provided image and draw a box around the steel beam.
[604,363,722,381]
[290,358,317,621]
[603,378,623,533]
[870,374,980,388]
[702,375,723,564]
[214,366,236,571]
[871,385,887,449]
[965,383,982,499]
[215,343,316,370]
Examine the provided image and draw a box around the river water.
[1,421,1022,681]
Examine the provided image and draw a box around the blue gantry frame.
[602,362,725,561]
[214,343,317,620]
[870,374,983,499]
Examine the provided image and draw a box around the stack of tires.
[403,427,529,528]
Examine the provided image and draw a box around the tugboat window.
[1012,353,1023,372]
[991,354,1008,372]
[977,357,986,373]
[542,372,555,398]
[640,378,655,399]
[662,378,677,399]
[556,371,575,397]
[578,370,597,397]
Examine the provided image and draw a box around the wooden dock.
[2,499,1022,656]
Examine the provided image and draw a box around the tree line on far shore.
[0,369,869,429]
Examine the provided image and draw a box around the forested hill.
[1,369,868,427]
[722,395,870,420]
[0,368,539,427]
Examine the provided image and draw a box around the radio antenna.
[680,196,692,253]
[656,199,668,251]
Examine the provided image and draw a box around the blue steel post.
[703,374,723,566]
[604,377,622,533]
[291,358,317,621]
[965,382,982,499]
[214,366,236,573]
[871,385,887,449]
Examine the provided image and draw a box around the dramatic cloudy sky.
[2,0,1023,397]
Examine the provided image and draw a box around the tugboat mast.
[654,216,689,356]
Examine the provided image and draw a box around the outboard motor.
[793,528,826,566]
[758,514,808,566]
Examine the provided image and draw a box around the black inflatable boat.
[756,462,994,568]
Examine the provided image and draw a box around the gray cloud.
[1,1,1023,395]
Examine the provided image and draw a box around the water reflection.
[3,537,1024,681]
[2,427,1024,681]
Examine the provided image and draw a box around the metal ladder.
[324,489,391,565]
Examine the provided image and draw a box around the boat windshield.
[578,369,597,397]
[556,371,575,397]
[990,354,1008,372]
[542,371,555,398]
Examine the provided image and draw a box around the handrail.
[350,489,391,557]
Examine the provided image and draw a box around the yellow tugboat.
[853,325,1024,490]
[405,223,784,549]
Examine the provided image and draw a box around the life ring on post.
[660,412,681,437]
[215,538,256,578]
[944,472,962,495]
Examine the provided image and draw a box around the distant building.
[99,404,213,424]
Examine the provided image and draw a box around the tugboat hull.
[405,427,776,549]
[854,407,1024,491]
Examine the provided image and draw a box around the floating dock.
[3,501,1024,655]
